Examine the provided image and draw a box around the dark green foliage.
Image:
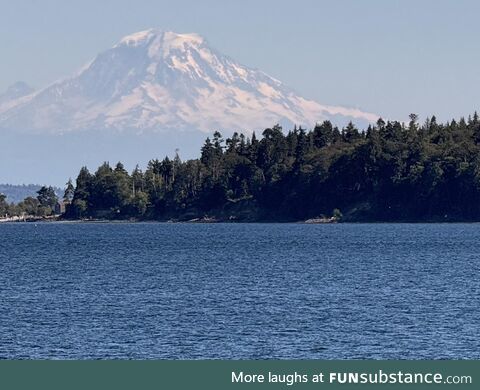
[0,184,61,204]
[62,112,480,221]
[17,197,40,216]
[0,193,9,217]
[36,186,58,216]
[63,179,75,202]
[1,185,60,218]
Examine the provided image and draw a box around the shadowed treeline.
[52,112,480,222]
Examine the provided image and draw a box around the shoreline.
[2,217,480,224]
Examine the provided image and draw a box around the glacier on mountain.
[0,29,377,135]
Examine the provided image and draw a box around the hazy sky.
[2,0,480,122]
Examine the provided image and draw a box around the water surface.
[0,223,478,359]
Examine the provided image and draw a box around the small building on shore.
[55,201,66,215]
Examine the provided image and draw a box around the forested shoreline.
[4,113,480,222]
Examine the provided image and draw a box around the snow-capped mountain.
[0,29,377,134]
[0,81,34,108]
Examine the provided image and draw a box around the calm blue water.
[0,223,479,359]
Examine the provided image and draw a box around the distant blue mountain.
[0,184,62,204]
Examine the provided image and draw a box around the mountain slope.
[0,81,34,109]
[0,29,377,134]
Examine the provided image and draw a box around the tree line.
[4,113,480,221]
[0,185,60,218]
[57,112,480,222]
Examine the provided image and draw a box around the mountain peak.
[0,29,378,134]
[116,29,204,49]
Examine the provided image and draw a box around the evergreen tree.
[313,121,334,148]
[57,111,480,222]
[63,179,75,203]
[36,186,58,215]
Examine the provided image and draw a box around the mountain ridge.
[0,29,378,134]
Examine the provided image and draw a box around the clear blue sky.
[2,0,480,122]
